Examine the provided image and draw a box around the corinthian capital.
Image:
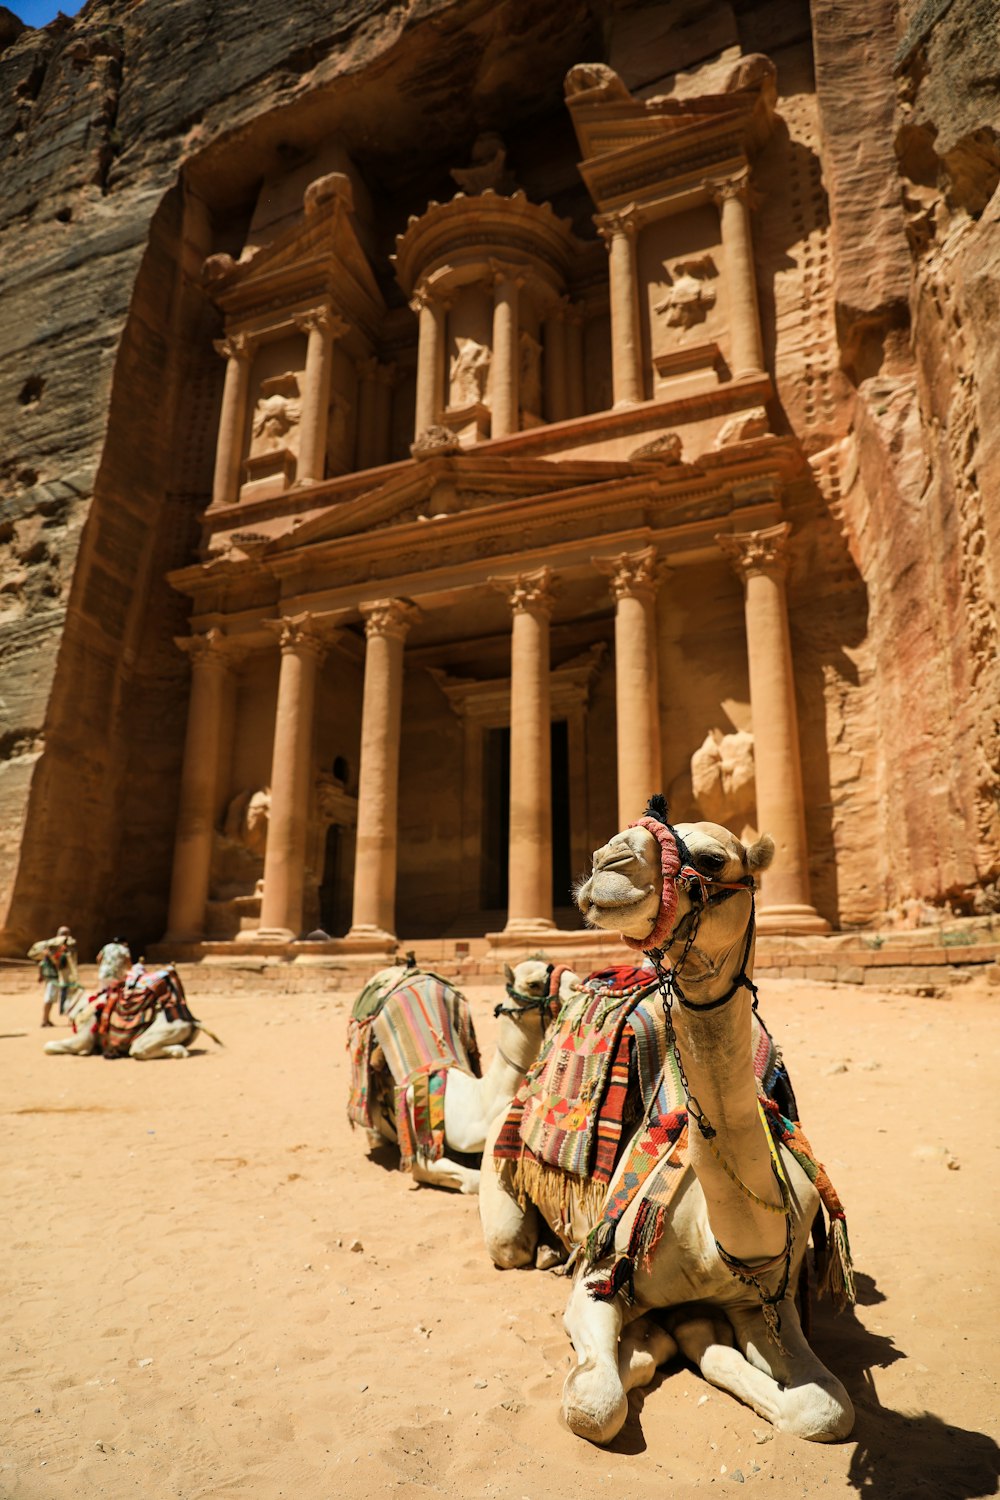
[295,308,350,340]
[594,547,659,602]
[213,332,254,363]
[710,172,749,205]
[175,628,237,670]
[360,598,421,641]
[264,612,328,659]
[716,522,792,581]
[490,567,558,616]
[596,206,639,243]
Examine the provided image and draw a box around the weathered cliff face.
[0,0,996,952]
[812,0,1000,918]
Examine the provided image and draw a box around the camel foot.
[536,1244,567,1271]
[562,1360,628,1444]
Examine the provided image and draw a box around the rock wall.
[1,0,997,952]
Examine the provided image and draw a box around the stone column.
[544,300,569,424]
[412,286,445,441]
[716,524,829,932]
[295,309,342,485]
[595,548,662,828]
[490,265,521,438]
[491,569,556,934]
[256,615,327,941]
[598,210,644,407]
[211,334,253,507]
[347,598,420,945]
[354,357,380,470]
[164,630,236,941]
[714,177,765,380]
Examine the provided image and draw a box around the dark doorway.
[318,824,348,935]
[481,721,573,914]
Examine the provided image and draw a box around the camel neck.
[478,1011,546,1116]
[666,917,787,1258]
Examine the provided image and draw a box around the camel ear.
[503,963,515,984]
[746,833,775,872]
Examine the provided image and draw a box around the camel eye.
[698,850,727,874]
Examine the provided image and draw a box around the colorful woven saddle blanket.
[495,963,785,1248]
[346,972,481,1168]
[493,966,667,1228]
[346,965,412,1131]
[95,965,195,1058]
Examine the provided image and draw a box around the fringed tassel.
[588,1254,635,1304]
[820,1215,856,1310]
[510,1157,607,1246]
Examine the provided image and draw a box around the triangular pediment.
[267,453,633,554]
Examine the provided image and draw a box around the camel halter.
[627,800,793,1347]
[493,963,566,1073]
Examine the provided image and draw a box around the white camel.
[45,965,210,1060]
[553,809,854,1443]
[351,958,575,1194]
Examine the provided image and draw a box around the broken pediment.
[202,172,384,334]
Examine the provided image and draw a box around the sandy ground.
[3,969,999,1500]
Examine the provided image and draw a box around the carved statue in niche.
[249,374,301,457]
[690,730,756,838]
[449,131,516,196]
[653,254,718,329]
[519,330,542,417]
[449,336,492,407]
[209,787,271,901]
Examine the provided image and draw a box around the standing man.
[96,936,132,987]
[28,925,80,1027]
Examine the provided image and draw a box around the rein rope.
[646,860,793,1348]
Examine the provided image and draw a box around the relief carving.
[449,336,492,406]
[250,373,302,457]
[653,255,718,329]
[691,730,757,836]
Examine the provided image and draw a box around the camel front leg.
[562,1275,680,1444]
[728,1301,854,1440]
[478,1114,539,1268]
[410,1154,480,1194]
[561,1271,626,1443]
[673,1301,853,1441]
[44,1027,97,1055]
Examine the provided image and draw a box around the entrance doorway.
[318,824,349,935]
[481,721,573,915]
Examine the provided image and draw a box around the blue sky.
[9,0,85,26]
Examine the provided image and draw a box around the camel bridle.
[493,963,563,1074]
[635,807,794,1349]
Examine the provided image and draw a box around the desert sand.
[3,968,999,1500]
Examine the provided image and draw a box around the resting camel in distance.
[44,965,212,1060]
[347,957,573,1193]
[561,802,854,1443]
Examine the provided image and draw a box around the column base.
[237,926,296,944]
[486,918,555,947]
[756,904,831,936]
[342,925,399,953]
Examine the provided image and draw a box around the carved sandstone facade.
[2,0,997,955]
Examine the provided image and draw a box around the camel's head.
[576,795,774,955]
[502,958,577,1025]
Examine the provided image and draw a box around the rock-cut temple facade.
[1,0,998,958]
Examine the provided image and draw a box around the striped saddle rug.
[346,968,482,1169]
[94,965,196,1058]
